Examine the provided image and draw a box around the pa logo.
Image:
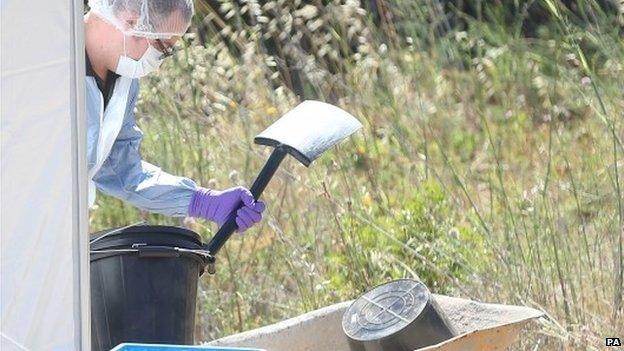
[606,337,622,347]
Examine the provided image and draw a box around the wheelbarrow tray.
[206,294,544,351]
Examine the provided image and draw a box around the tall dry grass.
[91,1,624,349]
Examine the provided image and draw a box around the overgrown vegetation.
[90,1,624,349]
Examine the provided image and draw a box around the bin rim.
[89,246,213,265]
[89,224,211,268]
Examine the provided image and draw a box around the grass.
[90,1,624,349]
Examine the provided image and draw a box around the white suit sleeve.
[92,80,198,216]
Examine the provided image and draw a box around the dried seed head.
[208,178,218,188]
[229,170,240,183]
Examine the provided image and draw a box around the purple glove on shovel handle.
[188,186,266,232]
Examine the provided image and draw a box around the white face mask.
[114,35,164,78]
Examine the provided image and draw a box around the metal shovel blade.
[203,100,362,261]
[254,100,363,166]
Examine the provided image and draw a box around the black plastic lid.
[90,224,204,251]
[342,279,430,341]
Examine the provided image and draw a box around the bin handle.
[90,246,214,261]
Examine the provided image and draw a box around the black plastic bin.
[90,224,211,351]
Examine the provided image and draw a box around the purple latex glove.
[188,186,266,232]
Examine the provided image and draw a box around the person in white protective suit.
[85,0,265,231]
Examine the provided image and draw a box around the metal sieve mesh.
[342,279,430,341]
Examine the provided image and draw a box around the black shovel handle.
[204,146,287,256]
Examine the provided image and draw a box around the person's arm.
[93,80,266,230]
[92,80,197,217]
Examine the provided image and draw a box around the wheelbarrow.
[206,294,544,351]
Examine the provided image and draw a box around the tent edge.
[69,0,89,349]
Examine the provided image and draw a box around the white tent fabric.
[1,0,89,350]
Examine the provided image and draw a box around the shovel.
[202,100,362,274]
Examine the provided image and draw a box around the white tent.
[1,0,90,350]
